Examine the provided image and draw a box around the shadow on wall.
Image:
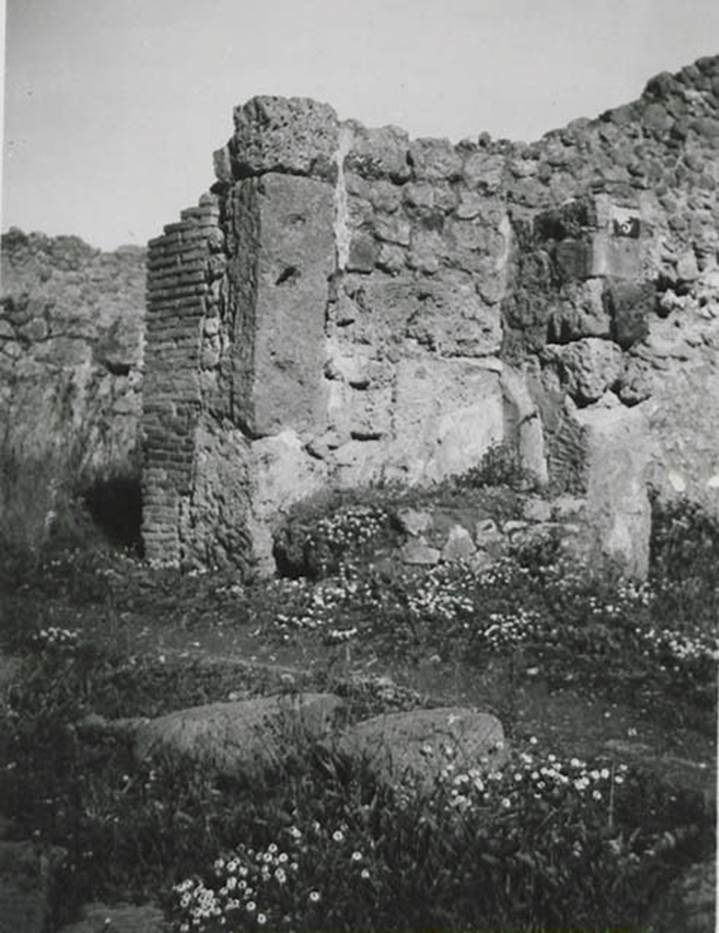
[83,475,143,553]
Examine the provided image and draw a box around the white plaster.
[333,122,355,271]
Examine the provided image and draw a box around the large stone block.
[388,359,504,483]
[572,402,652,578]
[249,429,328,573]
[229,173,335,437]
[231,96,339,178]
[134,694,344,778]
[339,708,507,792]
[543,338,624,405]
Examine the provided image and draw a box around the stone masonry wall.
[141,55,719,575]
[0,230,145,478]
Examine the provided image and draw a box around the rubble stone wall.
[0,230,145,478]
[141,55,719,576]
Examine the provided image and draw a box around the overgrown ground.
[0,455,716,931]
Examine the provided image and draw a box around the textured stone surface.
[340,708,507,791]
[134,693,343,777]
[1,230,144,479]
[249,429,328,573]
[234,173,335,437]
[231,96,339,178]
[543,338,625,404]
[396,508,433,537]
[399,539,441,565]
[442,523,476,561]
[140,55,719,575]
[573,403,652,577]
[388,359,504,484]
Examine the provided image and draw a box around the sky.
[2,0,719,251]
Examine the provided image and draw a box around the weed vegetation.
[0,449,716,930]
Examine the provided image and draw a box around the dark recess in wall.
[84,475,144,553]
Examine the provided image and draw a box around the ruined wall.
[0,229,145,477]
[141,55,719,575]
[498,56,719,513]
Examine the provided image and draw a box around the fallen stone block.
[133,693,344,778]
[339,707,507,793]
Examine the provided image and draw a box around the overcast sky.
[2,0,718,251]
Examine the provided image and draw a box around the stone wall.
[141,55,719,575]
[0,229,145,478]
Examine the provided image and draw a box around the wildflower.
[351,851,363,862]
[246,901,256,912]
[615,775,625,785]
[501,798,511,809]
[257,915,267,926]
[332,830,344,843]
[361,868,371,880]
[275,868,287,884]
[309,891,321,903]
[593,790,602,800]
[278,852,288,863]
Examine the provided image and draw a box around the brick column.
[141,198,221,564]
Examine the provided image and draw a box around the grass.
[0,450,716,931]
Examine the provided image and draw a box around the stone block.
[590,231,641,279]
[344,122,411,182]
[249,429,328,572]
[543,338,624,405]
[409,137,463,182]
[522,497,553,522]
[390,359,504,484]
[442,524,476,562]
[339,708,507,792]
[605,280,653,349]
[400,539,441,565]
[231,96,339,177]
[347,232,379,272]
[555,238,592,281]
[572,403,652,578]
[230,173,334,437]
[403,278,502,357]
[135,693,344,777]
